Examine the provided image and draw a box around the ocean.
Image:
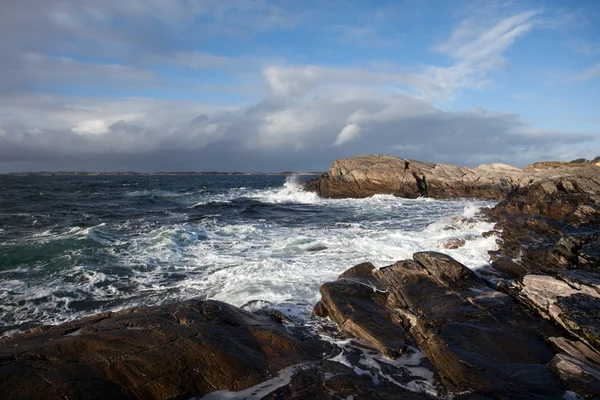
[0,174,497,337]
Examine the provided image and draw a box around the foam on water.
[250,176,321,204]
[196,363,314,400]
[0,175,504,397]
[0,176,497,334]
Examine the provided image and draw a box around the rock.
[314,263,408,358]
[490,255,529,279]
[306,154,537,199]
[503,273,600,352]
[0,299,324,400]
[262,361,436,400]
[482,230,500,238]
[316,252,569,398]
[441,238,465,249]
[547,337,600,399]
[490,170,600,275]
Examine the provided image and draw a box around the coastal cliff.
[311,155,600,398]
[1,156,599,399]
[306,154,597,200]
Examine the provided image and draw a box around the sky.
[0,0,599,172]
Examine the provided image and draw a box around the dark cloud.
[0,1,597,172]
[0,89,596,172]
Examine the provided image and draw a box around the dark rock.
[504,273,600,353]
[0,299,324,400]
[263,361,435,400]
[547,337,600,399]
[306,244,328,252]
[490,255,529,279]
[490,171,600,275]
[482,230,500,238]
[316,252,569,398]
[316,263,407,358]
[557,294,600,351]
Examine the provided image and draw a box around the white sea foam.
[250,176,321,204]
[323,335,439,396]
[197,363,314,399]
[2,178,498,337]
[99,188,497,311]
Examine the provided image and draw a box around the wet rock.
[306,244,328,252]
[0,299,324,400]
[263,361,435,400]
[314,263,408,358]
[505,273,600,351]
[482,229,500,238]
[490,255,529,279]
[491,170,600,275]
[316,252,569,398]
[547,336,600,399]
[441,238,465,249]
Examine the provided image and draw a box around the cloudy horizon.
[1,0,599,172]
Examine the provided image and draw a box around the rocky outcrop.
[3,156,600,399]
[306,154,600,200]
[490,172,599,274]
[501,274,600,351]
[306,154,536,199]
[0,299,437,400]
[547,337,600,399]
[483,165,600,398]
[0,299,326,400]
[314,252,574,398]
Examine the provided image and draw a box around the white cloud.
[566,38,600,55]
[0,3,597,172]
[425,10,541,100]
[263,66,324,98]
[435,10,540,62]
[573,62,600,81]
[334,123,361,146]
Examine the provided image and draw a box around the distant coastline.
[2,171,324,177]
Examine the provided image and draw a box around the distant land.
[1,171,323,177]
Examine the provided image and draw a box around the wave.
[250,176,321,204]
[1,175,499,338]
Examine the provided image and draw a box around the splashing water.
[0,174,497,336]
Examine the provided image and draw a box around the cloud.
[261,10,541,105]
[0,1,299,95]
[170,52,232,70]
[573,62,600,81]
[565,38,600,55]
[334,123,361,146]
[0,3,597,172]
[427,10,540,99]
[332,25,405,48]
[435,10,540,62]
[0,82,596,172]
[0,54,157,94]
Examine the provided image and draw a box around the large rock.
[547,337,600,399]
[490,171,600,275]
[503,273,600,352]
[0,299,437,400]
[315,252,573,398]
[314,263,408,358]
[0,299,324,400]
[306,154,536,199]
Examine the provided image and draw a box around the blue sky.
[0,0,598,172]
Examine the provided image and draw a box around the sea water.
[0,173,501,396]
[0,174,497,335]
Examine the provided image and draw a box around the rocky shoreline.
[1,155,599,399]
